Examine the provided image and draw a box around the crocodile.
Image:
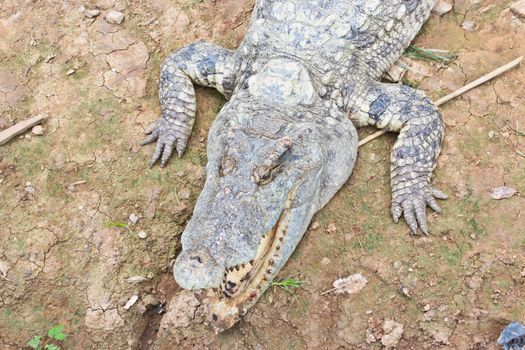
[142,0,448,332]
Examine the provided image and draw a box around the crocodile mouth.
[197,192,294,332]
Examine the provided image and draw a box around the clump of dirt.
[0,0,524,349]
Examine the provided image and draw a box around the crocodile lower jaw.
[198,198,293,332]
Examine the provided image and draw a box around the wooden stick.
[0,114,47,146]
[358,56,524,147]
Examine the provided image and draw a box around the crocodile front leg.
[142,42,239,167]
[354,82,447,234]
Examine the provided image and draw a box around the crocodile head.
[173,95,357,332]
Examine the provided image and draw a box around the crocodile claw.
[391,185,447,235]
[141,118,188,167]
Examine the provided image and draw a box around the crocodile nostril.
[189,255,204,268]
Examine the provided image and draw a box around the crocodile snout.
[173,247,224,290]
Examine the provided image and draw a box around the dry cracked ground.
[0,0,524,349]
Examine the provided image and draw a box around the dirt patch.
[0,0,524,349]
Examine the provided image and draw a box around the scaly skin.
[142,0,445,331]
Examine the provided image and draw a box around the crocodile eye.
[219,155,236,176]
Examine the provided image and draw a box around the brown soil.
[0,0,524,349]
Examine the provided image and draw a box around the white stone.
[123,295,139,310]
[129,213,139,225]
[432,0,453,15]
[137,230,147,239]
[461,20,475,31]
[32,125,44,135]
[104,10,125,24]
[84,9,101,18]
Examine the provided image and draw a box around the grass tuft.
[270,277,304,294]
[404,45,457,63]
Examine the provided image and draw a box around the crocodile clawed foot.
[141,118,188,167]
[391,185,448,235]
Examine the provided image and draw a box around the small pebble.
[179,188,191,199]
[129,213,139,225]
[461,20,475,31]
[24,181,36,194]
[66,68,76,76]
[142,294,159,307]
[432,0,453,15]
[423,304,431,312]
[137,230,147,239]
[126,276,148,283]
[124,295,139,310]
[309,221,320,230]
[321,257,331,266]
[174,203,187,213]
[84,9,101,18]
[366,333,376,344]
[32,125,44,136]
[393,261,402,270]
[400,286,411,297]
[104,10,125,24]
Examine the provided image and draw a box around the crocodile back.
[245,0,437,79]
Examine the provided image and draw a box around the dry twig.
[0,114,47,146]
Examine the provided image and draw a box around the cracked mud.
[0,0,524,349]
